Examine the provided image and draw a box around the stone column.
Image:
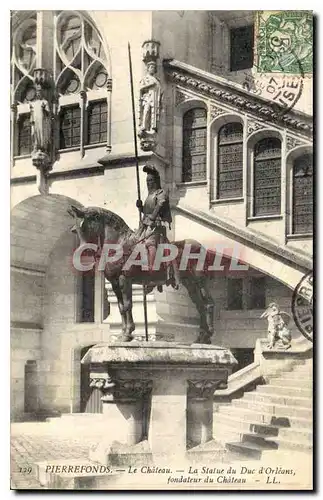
[187,380,221,447]
[148,373,187,458]
[107,379,152,446]
[88,365,152,465]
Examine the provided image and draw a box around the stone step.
[241,433,312,451]
[225,435,311,459]
[274,366,312,374]
[269,378,312,388]
[256,385,312,398]
[272,370,312,380]
[213,414,313,442]
[225,441,275,459]
[218,406,312,429]
[242,392,312,408]
[213,421,312,446]
[292,366,313,372]
[214,425,312,452]
[231,399,312,419]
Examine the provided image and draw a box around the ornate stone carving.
[210,104,225,120]
[261,302,292,350]
[247,120,267,136]
[138,40,162,152]
[90,376,115,390]
[164,64,313,137]
[91,368,153,402]
[187,380,223,399]
[286,136,305,151]
[107,78,112,92]
[175,90,191,107]
[29,68,53,194]
[113,379,153,401]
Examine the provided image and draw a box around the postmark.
[292,271,313,342]
[242,72,304,115]
[242,12,311,117]
[256,11,313,74]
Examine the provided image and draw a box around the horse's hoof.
[195,332,212,345]
[121,336,133,342]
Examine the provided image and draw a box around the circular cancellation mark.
[292,271,313,342]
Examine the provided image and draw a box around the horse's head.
[67,205,105,245]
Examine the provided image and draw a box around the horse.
[68,205,217,344]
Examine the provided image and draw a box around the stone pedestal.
[82,342,237,465]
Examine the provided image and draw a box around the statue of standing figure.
[139,61,162,135]
[29,98,51,157]
[134,164,180,291]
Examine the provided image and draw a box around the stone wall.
[11,328,42,418]
[155,274,302,349]
[11,269,44,326]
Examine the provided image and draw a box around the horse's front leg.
[110,278,127,339]
[119,274,135,341]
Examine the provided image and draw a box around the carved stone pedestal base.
[82,342,237,467]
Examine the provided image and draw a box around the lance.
[128,42,149,342]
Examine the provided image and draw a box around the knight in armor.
[135,164,180,290]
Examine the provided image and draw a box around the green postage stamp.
[256,11,313,74]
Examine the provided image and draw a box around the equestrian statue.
[68,164,221,344]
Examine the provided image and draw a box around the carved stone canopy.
[142,40,160,64]
[33,68,51,100]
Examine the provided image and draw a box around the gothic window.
[17,113,32,156]
[11,11,111,164]
[292,153,313,234]
[11,16,37,103]
[11,16,38,159]
[87,100,107,145]
[55,11,110,153]
[230,25,254,71]
[182,108,207,182]
[253,137,282,216]
[217,122,243,199]
[59,105,81,149]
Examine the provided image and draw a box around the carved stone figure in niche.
[29,69,52,171]
[139,61,162,135]
[30,98,51,157]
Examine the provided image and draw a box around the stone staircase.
[213,358,313,459]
